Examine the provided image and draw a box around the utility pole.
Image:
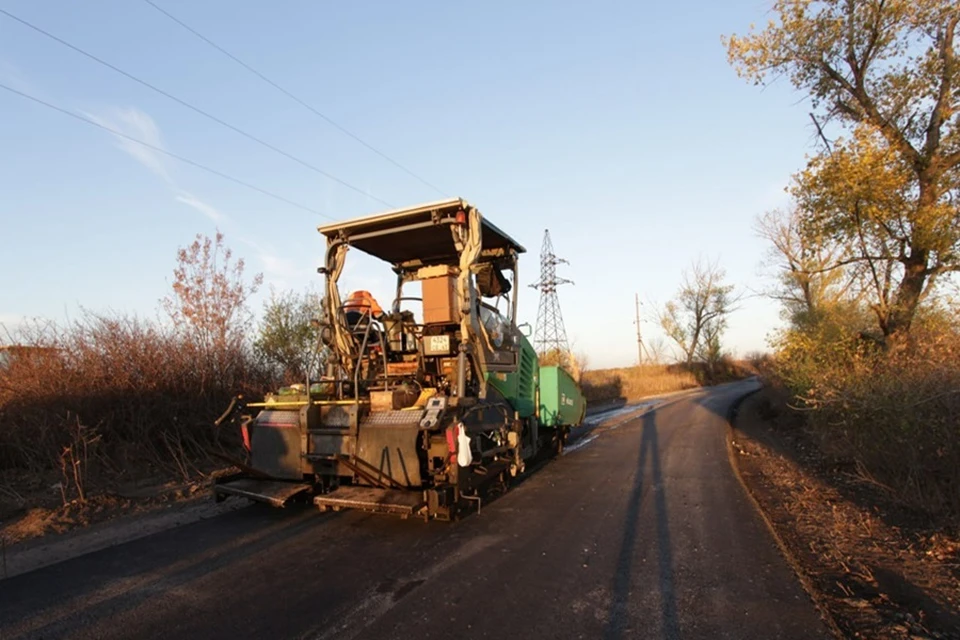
[634,293,644,366]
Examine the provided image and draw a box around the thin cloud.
[0,58,35,95]
[240,237,311,291]
[259,253,300,280]
[84,106,173,184]
[86,105,231,223]
[175,192,224,222]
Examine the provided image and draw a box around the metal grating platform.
[214,478,312,507]
[314,487,425,516]
[361,409,424,426]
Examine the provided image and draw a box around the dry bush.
[581,364,699,405]
[0,312,273,505]
[774,321,960,521]
[538,348,588,383]
[743,351,776,378]
[688,356,760,385]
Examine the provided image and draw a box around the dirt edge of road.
[725,388,846,639]
[729,386,960,640]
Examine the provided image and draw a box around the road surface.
[0,380,830,639]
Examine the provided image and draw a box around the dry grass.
[581,364,698,404]
[581,357,760,405]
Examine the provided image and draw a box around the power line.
[142,0,449,198]
[0,82,334,219]
[0,7,392,208]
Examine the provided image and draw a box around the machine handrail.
[351,310,391,399]
[391,295,423,313]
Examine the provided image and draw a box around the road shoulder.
[729,386,960,640]
[1,491,246,581]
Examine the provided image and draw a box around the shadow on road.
[603,410,679,640]
[0,505,335,639]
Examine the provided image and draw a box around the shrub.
[773,318,960,520]
[0,313,273,502]
[255,289,324,384]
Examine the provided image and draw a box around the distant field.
[580,364,697,404]
[580,360,757,405]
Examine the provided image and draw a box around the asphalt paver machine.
[214,198,585,519]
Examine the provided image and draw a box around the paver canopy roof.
[317,198,525,268]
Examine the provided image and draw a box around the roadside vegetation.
[581,364,699,404]
[726,1,959,636]
[0,231,305,540]
[580,359,757,406]
[254,288,324,384]
[728,0,960,525]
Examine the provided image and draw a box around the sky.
[0,0,819,369]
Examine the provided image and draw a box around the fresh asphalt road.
[0,379,831,640]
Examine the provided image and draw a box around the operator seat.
[343,290,384,348]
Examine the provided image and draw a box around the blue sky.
[0,0,816,369]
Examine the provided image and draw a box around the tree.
[538,346,588,382]
[726,0,960,340]
[645,336,670,365]
[255,288,324,383]
[659,259,738,366]
[161,231,262,384]
[755,205,860,328]
[790,126,946,334]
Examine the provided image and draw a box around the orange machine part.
[343,290,384,316]
[422,276,459,325]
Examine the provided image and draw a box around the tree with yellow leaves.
[726,0,959,341]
